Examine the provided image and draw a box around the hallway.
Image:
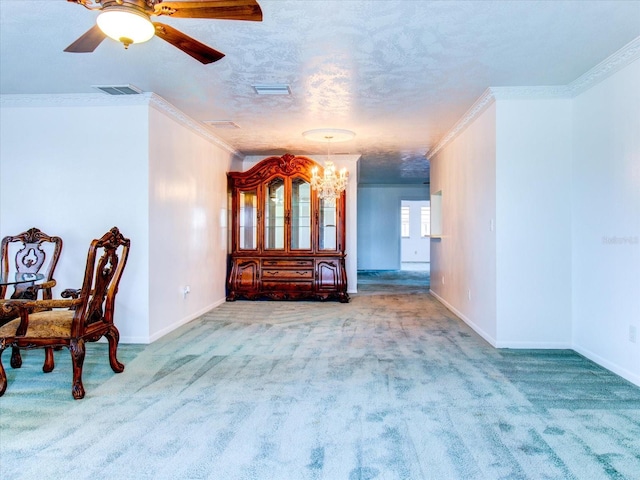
[357,265,430,295]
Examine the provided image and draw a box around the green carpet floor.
[1,288,639,479]
[357,269,430,296]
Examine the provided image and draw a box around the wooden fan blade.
[153,23,225,64]
[64,25,106,53]
[155,0,263,21]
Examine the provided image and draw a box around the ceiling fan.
[65,0,263,64]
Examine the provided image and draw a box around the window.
[421,206,431,237]
[401,206,410,237]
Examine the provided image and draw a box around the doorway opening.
[400,200,430,272]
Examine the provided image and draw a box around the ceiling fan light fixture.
[97,8,155,48]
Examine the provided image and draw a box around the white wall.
[429,103,498,344]
[357,184,429,271]
[147,104,234,341]
[431,97,573,348]
[0,95,150,342]
[400,200,430,263]
[0,93,236,344]
[428,50,640,386]
[495,98,573,347]
[571,57,640,385]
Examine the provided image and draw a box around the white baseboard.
[573,344,640,387]
[429,289,497,347]
[149,298,226,343]
[120,298,226,344]
[116,335,150,344]
[429,289,639,387]
[494,340,572,349]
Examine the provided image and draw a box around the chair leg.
[9,346,22,369]
[105,326,125,373]
[0,346,7,397]
[43,347,55,373]
[69,339,86,400]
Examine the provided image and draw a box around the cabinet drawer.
[262,259,314,268]
[263,269,313,279]
[263,281,313,291]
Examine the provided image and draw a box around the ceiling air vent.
[252,84,291,95]
[205,120,240,129]
[92,84,143,95]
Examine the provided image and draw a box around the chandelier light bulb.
[303,128,354,203]
[310,161,349,204]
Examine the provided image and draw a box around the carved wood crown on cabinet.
[226,154,349,302]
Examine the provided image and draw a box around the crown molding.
[147,93,240,157]
[427,88,496,160]
[490,85,570,100]
[0,92,240,158]
[567,35,640,96]
[0,92,150,108]
[428,35,640,160]
[427,85,570,159]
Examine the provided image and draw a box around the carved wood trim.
[229,154,320,189]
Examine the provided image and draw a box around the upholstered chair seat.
[0,309,74,339]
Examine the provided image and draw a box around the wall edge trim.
[567,35,640,96]
[573,344,640,387]
[148,298,225,343]
[0,92,151,107]
[0,92,241,158]
[429,289,497,347]
[147,93,240,157]
[427,88,496,160]
[427,35,640,160]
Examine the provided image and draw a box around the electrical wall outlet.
[468,289,471,300]
[630,325,637,343]
[183,285,191,299]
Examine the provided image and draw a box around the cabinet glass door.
[265,177,285,249]
[239,189,257,250]
[319,198,337,250]
[291,177,311,250]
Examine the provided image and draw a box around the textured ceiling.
[1,0,639,183]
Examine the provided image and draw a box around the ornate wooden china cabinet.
[227,154,349,302]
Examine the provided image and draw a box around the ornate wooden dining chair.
[1,227,62,302]
[0,227,130,399]
[0,227,63,370]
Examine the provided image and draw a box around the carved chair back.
[0,228,63,300]
[71,227,130,336]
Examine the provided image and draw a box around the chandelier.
[310,161,348,203]
[303,129,355,203]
